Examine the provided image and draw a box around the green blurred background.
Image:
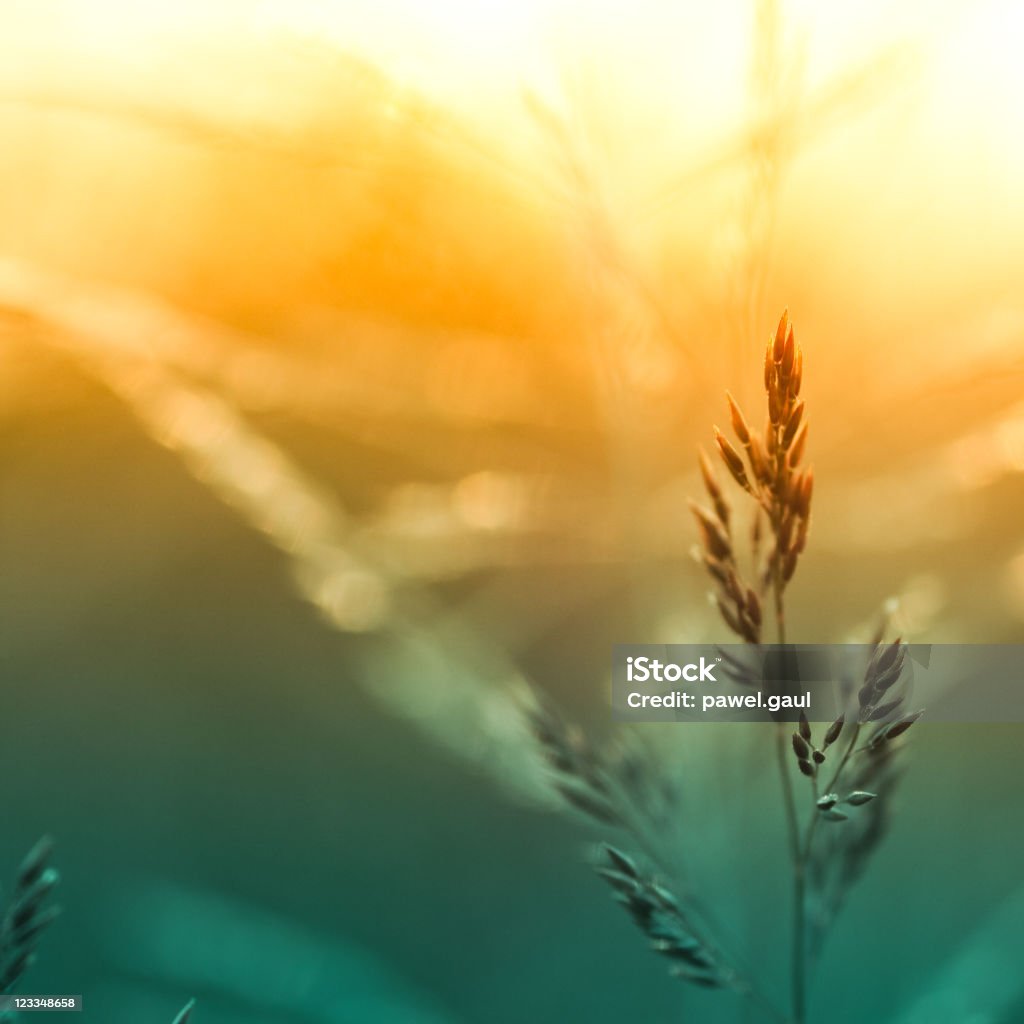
[2,361,1022,1023]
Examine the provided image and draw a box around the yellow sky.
[0,0,1020,229]
[0,0,1022,366]
[1,1,1021,133]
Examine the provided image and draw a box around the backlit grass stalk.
[694,309,810,1020]
[532,310,922,1024]
[693,311,922,1024]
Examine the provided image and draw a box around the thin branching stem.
[801,724,863,862]
[775,596,807,1024]
[791,722,865,1024]
[770,512,806,1024]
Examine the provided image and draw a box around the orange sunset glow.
[3,0,1024,655]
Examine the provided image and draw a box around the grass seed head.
[773,310,789,363]
[714,428,749,489]
[726,391,751,445]
[823,714,845,748]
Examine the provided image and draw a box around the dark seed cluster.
[0,837,60,995]
[595,845,733,989]
[790,711,844,781]
[856,638,925,746]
